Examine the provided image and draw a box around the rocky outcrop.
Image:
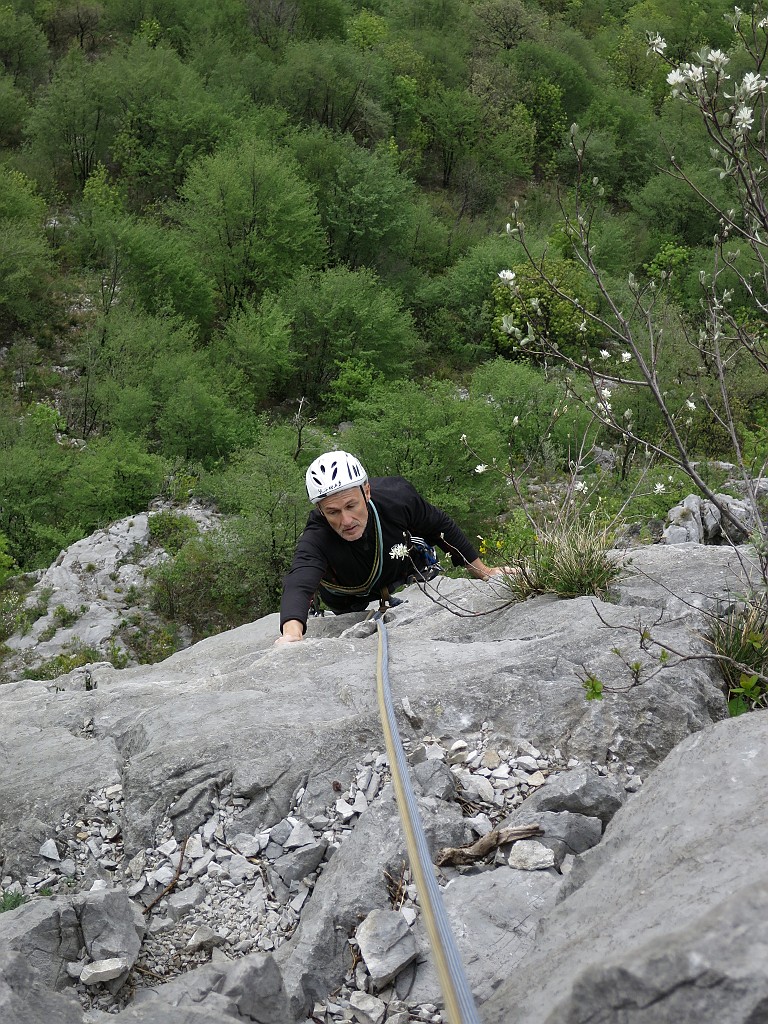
[0,541,761,1023]
[1,501,219,682]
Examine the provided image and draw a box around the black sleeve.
[395,478,480,567]
[279,517,328,633]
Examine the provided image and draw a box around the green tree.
[0,4,48,90]
[422,86,482,187]
[273,39,389,140]
[105,38,233,208]
[269,265,423,405]
[71,164,215,328]
[0,167,53,331]
[287,127,421,270]
[176,133,326,315]
[341,376,508,536]
[63,307,248,463]
[209,300,294,410]
[0,72,29,148]
[26,46,117,193]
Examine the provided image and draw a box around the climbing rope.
[373,603,481,1024]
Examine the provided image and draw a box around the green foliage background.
[0,0,766,646]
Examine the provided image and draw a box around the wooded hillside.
[1,0,765,648]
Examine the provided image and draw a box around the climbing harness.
[405,534,442,583]
[372,597,481,1024]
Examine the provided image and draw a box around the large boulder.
[481,710,768,1023]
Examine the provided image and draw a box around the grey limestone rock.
[80,956,132,986]
[355,909,418,990]
[412,758,456,801]
[481,711,768,1024]
[130,952,292,1024]
[272,839,327,886]
[406,866,562,1006]
[275,786,470,1019]
[507,839,556,870]
[520,766,625,826]
[0,950,82,1024]
[545,879,768,1024]
[76,888,145,964]
[0,896,83,990]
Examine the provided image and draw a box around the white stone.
[336,799,357,821]
[456,771,495,804]
[80,957,130,986]
[349,990,387,1024]
[508,840,556,871]
[39,839,60,861]
[185,834,205,859]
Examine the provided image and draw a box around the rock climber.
[275,450,508,644]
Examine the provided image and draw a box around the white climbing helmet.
[306,451,368,504]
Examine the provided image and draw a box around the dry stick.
[143,835,188,915]
[436,823,542,867]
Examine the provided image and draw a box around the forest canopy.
[1,0,766,643]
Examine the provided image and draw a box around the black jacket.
[279,476,479,632]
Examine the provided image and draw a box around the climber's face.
[318,483,371,542]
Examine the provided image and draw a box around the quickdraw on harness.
[372,594,481,1024]
[405,533,442,583]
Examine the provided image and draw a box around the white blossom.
[667,68,687,90]
[390,543,410,560]
[578,319,588,332]
[685,399,696,411]
[733,105,754,133]
[498,269,516,284]
[475,464,489,474]
[600,387,612,400]
[620,351,632,363]
[573,480,587,493]
[654,483,666,495]
[460,433,467,443]
[741,71,766,96]
[706,49,729,71]
[599,349,610,360]
[647,33,667,55]
[512,415,519,427]
[623,408,632,420]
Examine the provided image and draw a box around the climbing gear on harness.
[406,534,442,583]
[306,451,368,504]
[373,596,481,1024]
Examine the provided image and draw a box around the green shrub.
[23,640,105,680]
[53,604,80,628]
[500,512,621,601]
[148,515,290,640]
[0,892,27,913]
[707,594,768,716]
[147,510,200,555]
